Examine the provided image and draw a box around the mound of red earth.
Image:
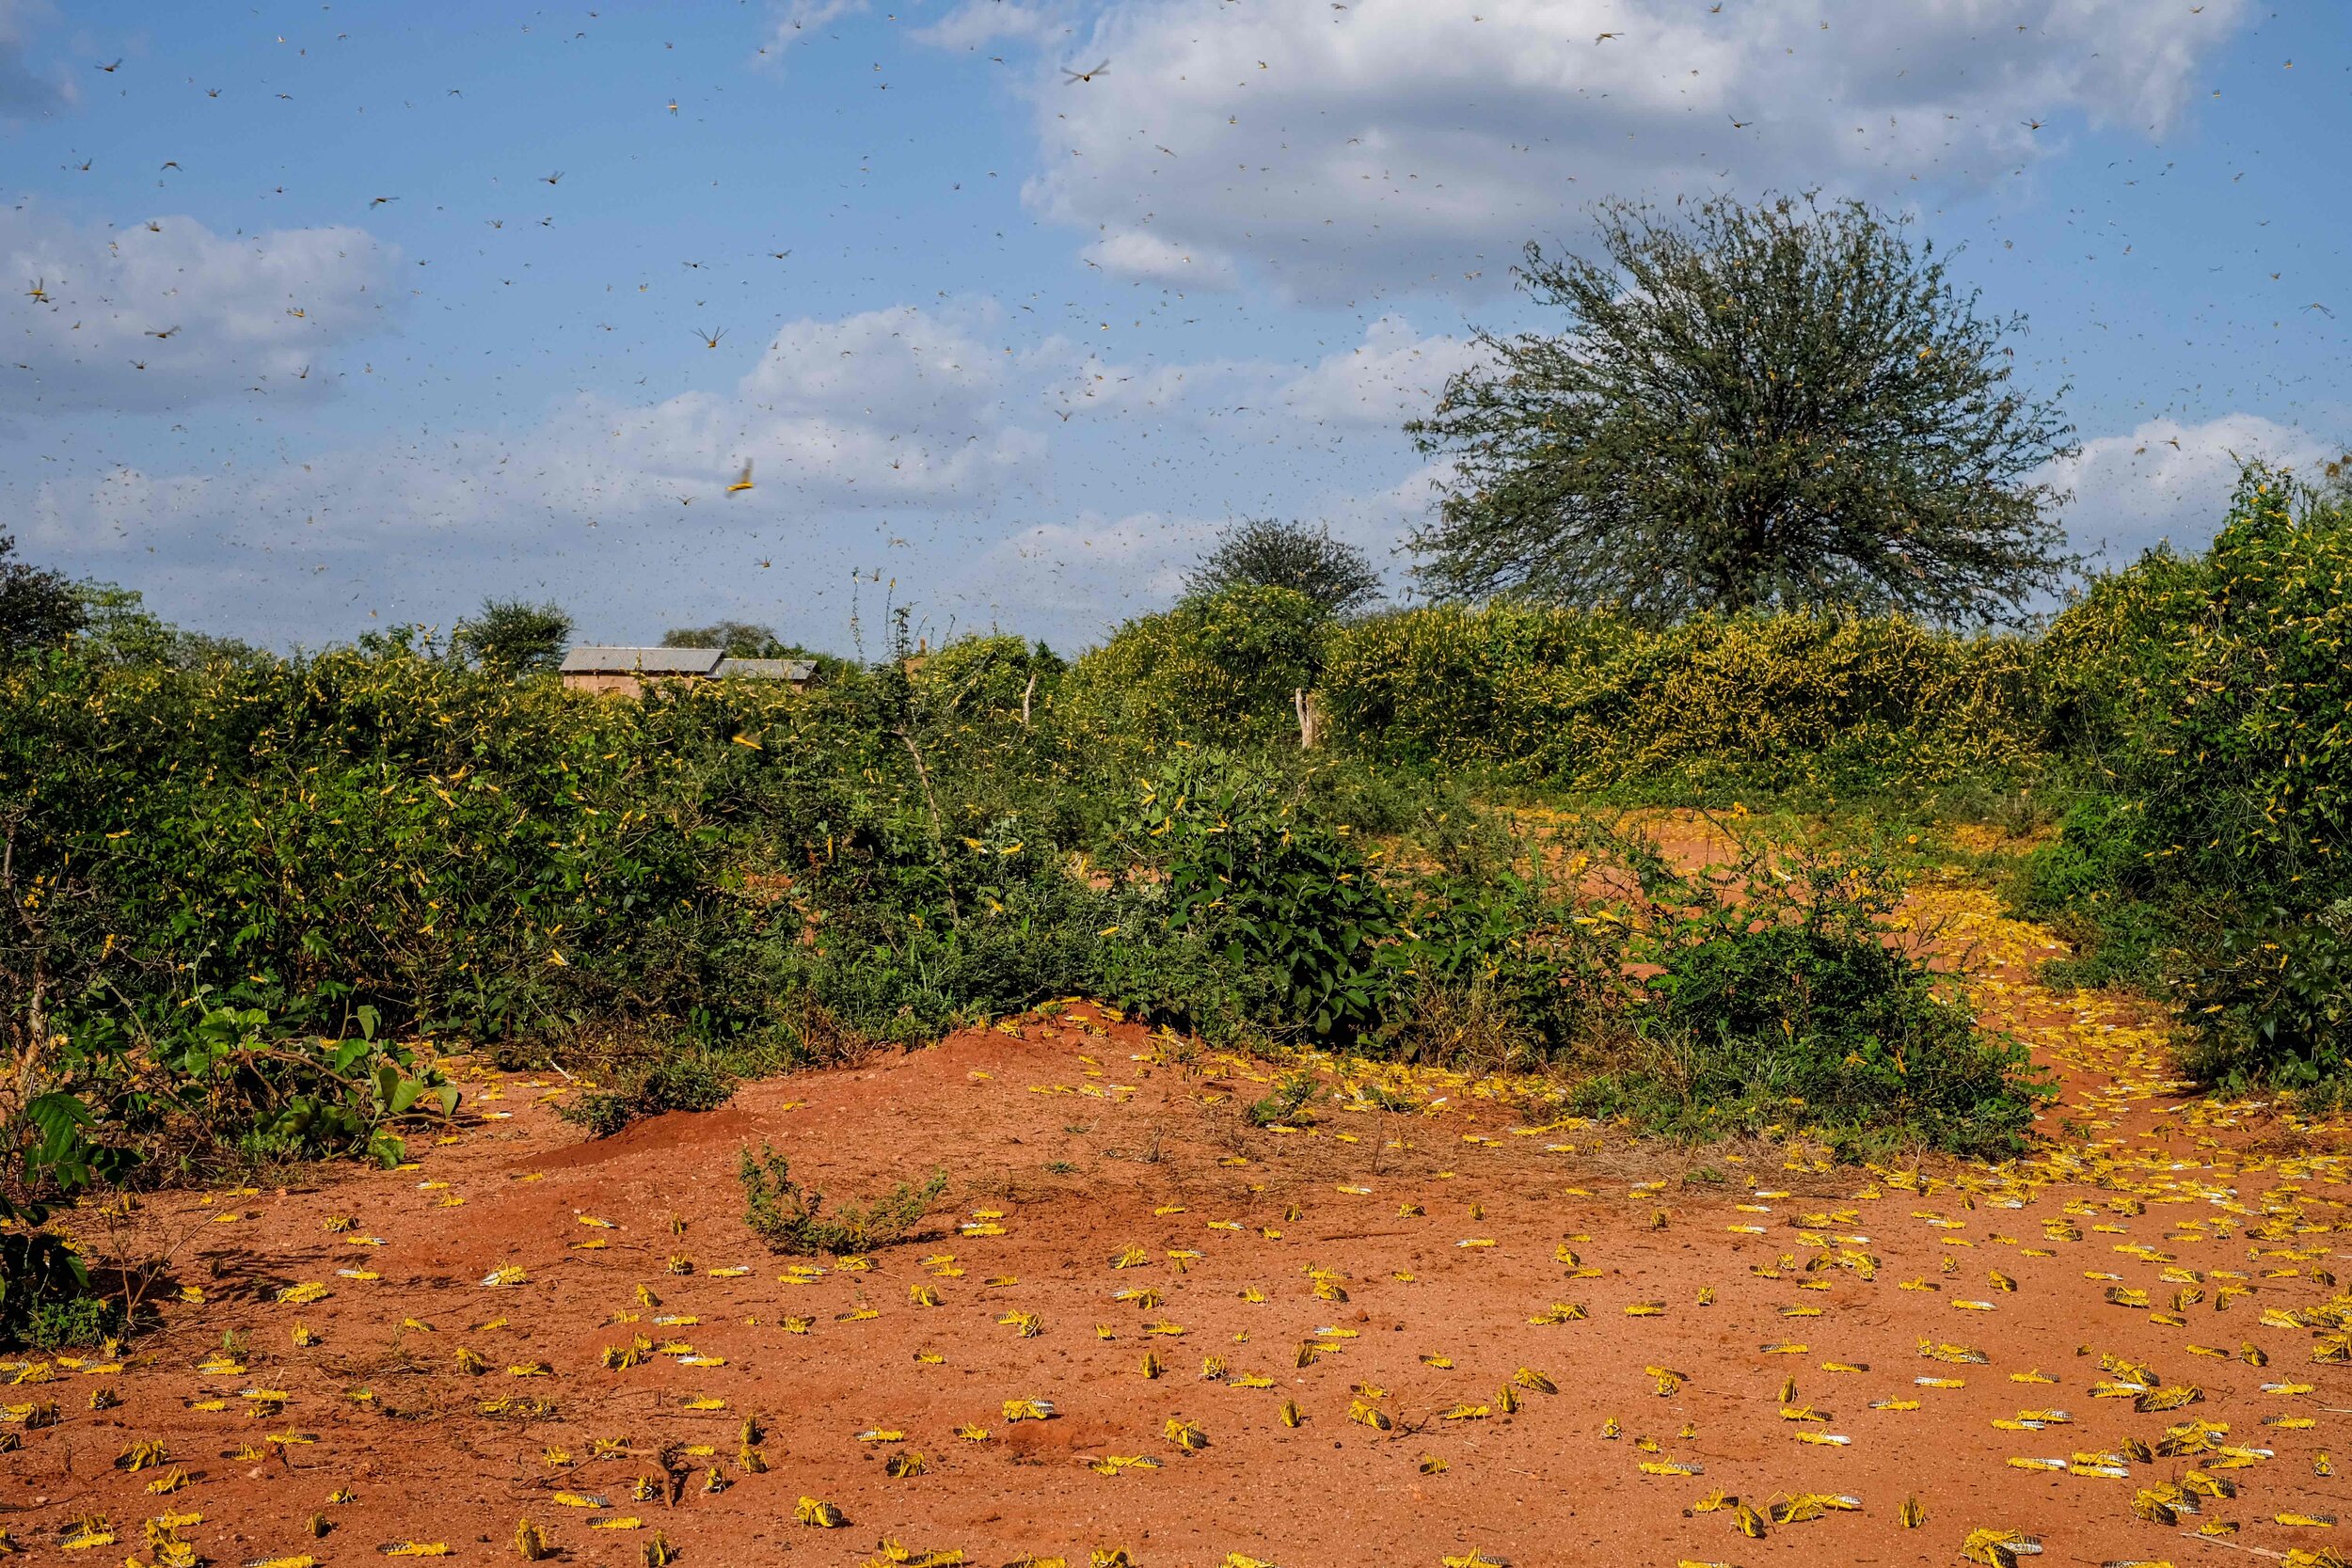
[8,887,2349,1568]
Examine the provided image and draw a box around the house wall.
[562,672,810,699]
[562,673,649,698]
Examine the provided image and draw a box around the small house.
[559,645,815,698]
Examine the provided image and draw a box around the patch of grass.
[1376,974,1542,1074]
[738,1142,949,1256]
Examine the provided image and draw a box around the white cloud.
[914,1,1064,51]
[2048,412,2335,562]
[1,205,396,414]
[17,303,1483,645]
[1046,314,1476,431]
[1080,229,1240,292]
[26,303,1057,557]
[1278,314,1483,428]
[1008,0,2252,298]
[553,304,1047,514]
[970,509,1210,620]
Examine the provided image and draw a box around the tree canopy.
[1406,194,2078,626]
[1184,517,1385,618]
[453,597,572,673]
[0,532,87,657]
[664,621,797,658]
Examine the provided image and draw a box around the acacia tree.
[453,597,572,674]
[664,621,793,657]
[1406,194,2078,625]
[1184,517,1385,617]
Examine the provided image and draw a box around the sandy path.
[5,888,2348,1568]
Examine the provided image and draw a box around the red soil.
[7,890,2349,1568]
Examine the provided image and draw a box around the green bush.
[1060,586,1329,756]
[2014,794,2150,910]
[2170,905,2352,1095]
[1243,1071,1317,1127]
[738,1142,948,1255]
[1137,749,1399,1041]
[1320,605,2042,792]
[2031,467,2352,1092]
[1573,838,2046,1156]
[25,1290,122,1351]
[2039,469,2352,901]
[0,1194,93,1350]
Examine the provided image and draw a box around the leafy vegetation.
[1319,604,2042,794]
[1407,194,2075,624]
[453,596,574,674]
[0,531,87,657]
[2022,467,2352,1099]
[559,1047,743,1140]
[739,1142,949,1255]
[1059,585,1330,757]
[1183,517,1385,617]
[1243,1072,1318,1129]
[1575,833,2048,1158]
[17,460,2351,1338]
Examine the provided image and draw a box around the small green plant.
[0,1201,94,1350]
[738,1143,948,1256]
[560,1051,739,1140]
[1349,1081,1417,1113]
[25,1291,121,1351]
[1243,1071,1317,1128]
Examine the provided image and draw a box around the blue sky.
[3,0,2344,654]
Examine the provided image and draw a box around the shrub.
[2033,467,2352,1091]
[0,1195,93,1350]
[738,1143,947,1255]
[0,1095,112,1348]
[1061,587,1329,755]
[1320,605,2042,792]
[1573,836,2046,1156]
[25,1291,121,1351]
[560,1049,740,1140]
[1374,974,1546,1076]
[1137,750,1398,1042]
[2042,470,2352,904]
[2170,903,2352,1096]
[1243,1071,1317,1127]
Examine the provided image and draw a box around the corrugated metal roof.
[560,645,724,675]
[716,657,817,682]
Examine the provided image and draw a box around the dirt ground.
[7,884,2349,1568]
